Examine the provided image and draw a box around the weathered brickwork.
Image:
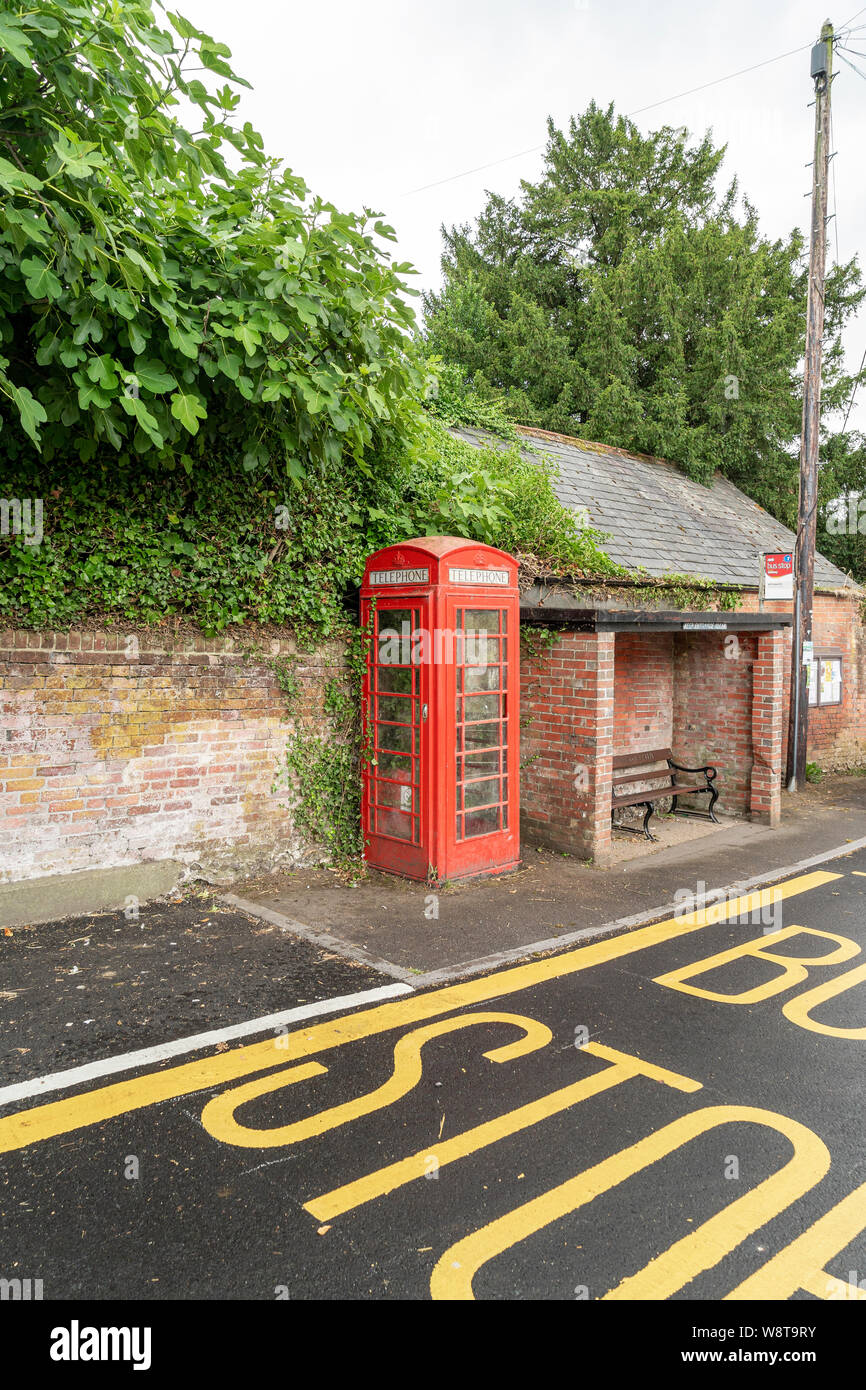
[520,613,799,858]
[0,629,343,884]
[2,587,861,884]
[613,633,674,752]
[520,631,614,861]
[670,631,756,815]
[738,591,866,771]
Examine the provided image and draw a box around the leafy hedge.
[0,1,418,476]
[0,382,619,637]
[0,3,618,637]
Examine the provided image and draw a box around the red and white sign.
[763,551,794,600]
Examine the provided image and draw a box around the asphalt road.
[2,848,866,1307]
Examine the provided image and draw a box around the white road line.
[0,982,413,1109]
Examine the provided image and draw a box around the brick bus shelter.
[519,598,791,865]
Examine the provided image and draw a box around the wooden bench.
[611,746,719,842]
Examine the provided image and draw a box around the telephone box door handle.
[422,704,428,722]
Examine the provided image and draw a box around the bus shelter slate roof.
[453,425,858,594]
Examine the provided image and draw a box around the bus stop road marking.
[0,870,837,1155]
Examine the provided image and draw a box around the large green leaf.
[120,393,163,446]
[20,257,63,301]
[133,359,177,394]
[0,156,41,193]
[170,390,207,434]
[0,16,33,65]
[9,384,48,444]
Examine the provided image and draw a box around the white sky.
[175,0,866,430]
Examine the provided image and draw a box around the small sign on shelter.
[761,551,794,601]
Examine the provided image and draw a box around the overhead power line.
[402,40,811,196]
[840,344,866,435]
[835,46,866,79]
[837,4,866,30]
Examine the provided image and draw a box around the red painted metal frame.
[360,537,520,883]
[361,594,430,881]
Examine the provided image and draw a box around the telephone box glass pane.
[377,609,413,670]
[465,806,499,837]
[465,664,500,692]
[377,723,412,754]
[378,750,412,778]
[464,721,500,749]
[465,777,499,808]
[465,693,500,722]
[378,668,412,694]
[377,782,415,811]
[465,609,501,632]
[377,808,412,840]
[465,749,501,776]
[378,695,416,723]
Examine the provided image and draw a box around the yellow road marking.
[725,1178,866,1300]
[429,1106,829,1300]
[781,961,866,1039]
[653,925,859,1005]
[201,1012,552,1149]
[306,1041,701,1221]
[0,871,839,1155]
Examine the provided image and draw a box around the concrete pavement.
[227,773,866,978]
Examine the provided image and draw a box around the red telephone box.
[360,537,520,883]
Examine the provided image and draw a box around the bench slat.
[612,771,675,789]
[612,747,673,771]
[612,784,705,809]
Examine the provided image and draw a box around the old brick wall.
[613,633,674,751]
[671,631,756,814]
[520,631,614,860]
[0,629,343,884]
[734,591,865,771]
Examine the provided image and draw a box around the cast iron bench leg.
[641,802,657,841]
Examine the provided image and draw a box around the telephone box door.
[362,596,430,878]
[443,593,518,879]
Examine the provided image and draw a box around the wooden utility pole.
[786,19,833,790]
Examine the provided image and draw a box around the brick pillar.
[586,632,615,862]
[519,629,614,862]
[751,629,784,826]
